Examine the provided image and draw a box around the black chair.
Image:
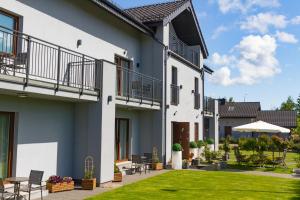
[20,170,44,200]
[143,153,153,173]
[131,155,144,175]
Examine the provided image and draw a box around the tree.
[228,97,234,102]
[296,94,300,115]
[280,96,296,111]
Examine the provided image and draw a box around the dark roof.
[125,0,187,23]
[257,111,297,128]
[204,64,213,74]
[219,102,261,118]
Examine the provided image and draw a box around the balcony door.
[0,112,14,179]
[0,10,19,54]
[115,55,131,96]
[115,118,129,162]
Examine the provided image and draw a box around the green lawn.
[86,171,300,200]
[226,150,298,174]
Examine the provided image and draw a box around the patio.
[43,170,167,200]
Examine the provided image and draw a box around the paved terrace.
[44,170,168,200]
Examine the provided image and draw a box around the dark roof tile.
[125,0,187,23]
[219,102,261,118]
[257,111,297,128]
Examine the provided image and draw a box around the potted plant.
[152,146,163,170]
[46,176,74,193]
[165,159,172,169]
[197,140,205,157]
[172,143,182,169]
[206,138,215,151]
[113,163,122,182]
[189,141,198,159]
[82,169,96,190]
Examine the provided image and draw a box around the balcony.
[169,34,200,67]
[204,96,215,115]
[116,66,162,105]
[0,26,101,98]
[170,84,180,106]
[194,93,200,110]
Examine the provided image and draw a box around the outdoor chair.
[273,149,287,168]
[234,147,248,164]
[20,170,44,200]
[143,153,152,172]
[131,155,144,175]
[0,52,27,75]
[0,179,14,200]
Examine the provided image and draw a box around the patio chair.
[234,147,248,164]
[20,170,44,200]
[143,153,152,173]
[0,52,27,75]
[131,155,144,175]
[0,178,14,200]
[273,149,287,168]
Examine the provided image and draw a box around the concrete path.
[43,170,168,200]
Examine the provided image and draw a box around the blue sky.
[113,0,300,109]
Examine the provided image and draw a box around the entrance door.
[172,122,190,159]
[194,123,199,142]
[225,126,232,138]
[0,112,14,178]
[115,118,129,162]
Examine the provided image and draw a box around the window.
[228,106,235,111]
[171,66,177,85]
[194,77,199,94]
[115,55,131,96]
[115,118,129,162]
[0,10,18,54]
[194,123,199,142]
[194,77,200,109]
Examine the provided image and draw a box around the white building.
[0,0,219,186]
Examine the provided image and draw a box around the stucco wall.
[0,94,74,180]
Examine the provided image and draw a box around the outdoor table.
[6,177,29,200]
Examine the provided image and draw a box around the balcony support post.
[55,46,61,92]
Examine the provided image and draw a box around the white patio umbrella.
[232,120,290,134]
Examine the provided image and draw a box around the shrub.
[197,140,205,148]
[152,146,160,163]
[114,163,120,173]
[295,156,300,168]
[239,137,256,153]
[172,143,182,151]
[223,137,231,153]
[202,146,212,163]
[206,138,214,145]
[189,141,197,148]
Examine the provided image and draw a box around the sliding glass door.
[0,113,14,178]
[115,118,129,162]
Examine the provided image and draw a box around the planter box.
[113,172,122,182]
[208,144,215,152]
[152,163,163,170]
[82,178,96,190]
[172,151,182,169]
[46,181,74,193]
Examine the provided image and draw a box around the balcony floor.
[116,95,161,110]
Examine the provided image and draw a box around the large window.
[115,55,131,96]
[0,10,18,54]
[115,118,129,162]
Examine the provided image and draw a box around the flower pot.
[190,148,198,159]
[152,163,163,170]
[46,181,74,193]
[198,147,205,157]
[82,178,96,190]
[172,151,182,169]
[113,172,122,182]
[209,144,215,151]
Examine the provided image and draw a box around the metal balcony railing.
[116,66,162,104]
[170,84,180,105]
[194,93,200,110]
[204,96,215,114]
[0,25,101,94]
[169,34,200,66]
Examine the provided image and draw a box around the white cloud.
[209,35,280,86]
[275,31,298,44]
[211,53,236,66]
[218,0,280,14]
[197,12,208,18]
[211,25,229,39]
[240,12,288,33]
[291,16,300,25]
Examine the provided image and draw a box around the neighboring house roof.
[125,0,209,58]
[257,111,297,128]
[124,0,187,23]
[219,102,261,118]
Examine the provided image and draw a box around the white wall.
[0,94,74,180]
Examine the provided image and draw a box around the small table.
[6,177,29,200]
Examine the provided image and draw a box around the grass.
[86,170,300,200]
[226,150,299,174]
